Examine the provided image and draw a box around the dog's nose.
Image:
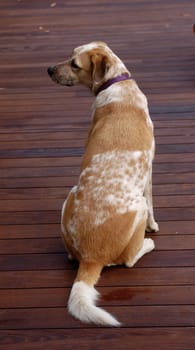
[47,66,55,77]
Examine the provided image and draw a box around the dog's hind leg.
[118,214,154,268]
[61,186,78,261]
[126,237,154,267]
[144,168,159,233]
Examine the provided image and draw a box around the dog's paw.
[143,238,155,252]
[146,221,159,233]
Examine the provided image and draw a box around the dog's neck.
[95,73,131,96]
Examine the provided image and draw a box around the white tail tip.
[68,281,120,327]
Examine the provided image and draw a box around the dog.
[48,41,159,327]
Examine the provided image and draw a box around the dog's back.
[48,41,158,326]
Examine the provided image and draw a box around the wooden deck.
[1,0,195,348]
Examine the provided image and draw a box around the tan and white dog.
[48,41,159,327]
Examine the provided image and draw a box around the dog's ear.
[91,54,110,84]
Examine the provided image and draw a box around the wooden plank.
[1,135,195,149]
[0,156,81,168]
[1,207,195,225]
[1,194,195,212]
[0,224,60,238]
[0,131,87,142]
[1,234,195,255]
[0,143,195,159]
[0,153,195,170]
[1,267,195,289]
[0,176,76,189]
[0,220,195,239]
[0,0,195,346]
[0,211,60,225]
[1,285,195,309]
[155,153,195,163]
[1,305,195,329]
[0,199,62,212]
[0,194,183,212]
[154,173,195,185]
[0,328,194,350]
[0,167,79,178]
[0,250,195,272]
[153,183,195,195]
[0,188,68,200]
[0,126,194,142]
[1,162,195,180]
[0,238,64,254]
[0,232,195,254]
[1,183,195,201]
[154,195,195,207]
[0,139,85,149]
[0,147,84,159]
[0,173,195,189]
[1,162,195,179]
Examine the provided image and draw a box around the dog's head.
[47,41,128,94]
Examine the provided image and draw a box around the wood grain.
[0,0,195,348]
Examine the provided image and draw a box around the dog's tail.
[68,260,120,327]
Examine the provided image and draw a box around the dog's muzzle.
[47,66,55,77]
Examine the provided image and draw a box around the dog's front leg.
[144,168,159,232]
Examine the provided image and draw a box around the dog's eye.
[71,60,80,70]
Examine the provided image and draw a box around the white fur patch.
[95,83,124,108]
[126,238,155,267]
[68,281,120,326]
[75,42,100,55]
[68,150,152,231]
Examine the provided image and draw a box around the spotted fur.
[48,41,158,326]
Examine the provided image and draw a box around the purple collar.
[95,73,131,96]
